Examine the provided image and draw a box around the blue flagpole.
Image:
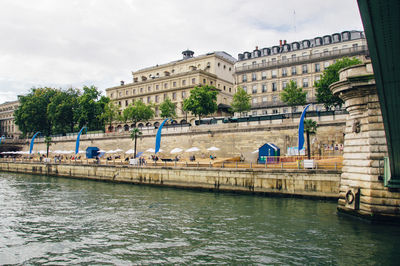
[155,118,171,154]
[29,132,41,154]
[75,127,87,155]
[298,104,311,154]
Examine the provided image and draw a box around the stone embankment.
[0,161,340,199]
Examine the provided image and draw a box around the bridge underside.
[358,0,400,187]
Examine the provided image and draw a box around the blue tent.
[258,143,280,163]
[86,147,99,159]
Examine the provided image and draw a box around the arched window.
[124,124,129,131]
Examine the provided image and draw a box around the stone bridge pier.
[331,61,400,222]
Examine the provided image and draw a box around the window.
[262,84,267,93]
[182,91,186,99]
[262,96,267,102]
[282,81,288,89]
[271,58,276,62]
[132,89,136,94]
[229,67,231,71]
[315,75,321,82]
[155,107,159,117]
[324,61,330,68]
[172,92,177,100]
[118,101,121,106]
[242,74,247,82]
[164,83,168,89]
[173,81,176,87]
[302,65,308,74]
[155,95,159,103]
[272,82,277,92]
[110,93,114,98]
[282,68,287,77]
[147,86,151,92]
[283,108,288,113]
[252,98,257,104]
[252,61,256,65]
[272,95,278,103]
[119,91,122,96]
[182,80,186,86]
[271,70,277,78]
[218,62,220,67]
[252,85,257,94]
[291,66,297,75]
[262,59,266,64]
[156,85,159,90]
[192,78,196,84]
[353,43,358,49]
[223,85,226,91]
[126,90,129,95]
[147,96,151,103]
[243,86,247,93]
[125,100,129,106]
[272,109,278,114]
[291,54,296,60]
[252,73,257,81]
[262,110,268,115]
[203,78,206,84]
[262,72,267,80]
[163,93,167,100]
[252,111,257,116]
[303,78,309,88]
[140,88,143,93]
[315,63,321,72]
[229,87,232,92]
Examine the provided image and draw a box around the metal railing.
[0,156,343,171]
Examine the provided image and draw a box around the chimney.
[255,46,258,50]
[279,40,282,46]
[120,80,124,86]
[284,40,287,45]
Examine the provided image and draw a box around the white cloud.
[0,0,363,102]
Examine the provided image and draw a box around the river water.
[0,172,399,265]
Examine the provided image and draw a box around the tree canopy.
[122,100,154,125]
[231,87,251,116]
[159,98,176,119]
[14,86,109,137]
[183,85,218,121]
[280,80,307,108]
[100,102,121,127]
[315,57,362,110]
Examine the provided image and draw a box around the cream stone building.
[235,30,369,116]
[0,100,21,139]
[105,50,236,132]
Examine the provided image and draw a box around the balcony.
[235,45,369,73]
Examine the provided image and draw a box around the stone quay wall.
[28,116,346,161]
[0,162,340,199]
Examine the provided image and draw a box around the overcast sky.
[0,0,364,103]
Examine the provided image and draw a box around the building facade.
[0,100,21,139]
[105,50,236,132]
[235,30,369,116]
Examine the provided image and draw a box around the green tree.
[159,98,176,119]
[47,88,80,134]
[304,119,317,159]
[231,87,251,117]
[75,86,110,131]
[123,100,154,125]
[44,136,52,158]
[280,80,307,108]
[100,102,121,128]
[316,57,362,110]
[14,87,58,136]
[183,85,218,122]
[130,128,142,159]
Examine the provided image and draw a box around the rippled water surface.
[1,172,400,265]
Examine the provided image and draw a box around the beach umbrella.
[38,150,47,154]
[185,147,200,153]
[146,148,156,153]
[125,149,135,154]
[114,148,123,153]
[170,148,183,154]
[207,146,220,151]
[106,149,116,154]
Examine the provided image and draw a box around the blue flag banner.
[298,104,311,151]
[75,127,87,154]
[0,136,4,145]
[155,118,171,154]
[29,132,41,154]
